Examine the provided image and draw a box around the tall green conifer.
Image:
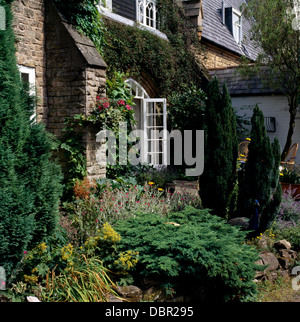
[238,106,281,233]
[0,1,62,278]
[200,77,238,218]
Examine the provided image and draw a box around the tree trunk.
[281,93,298,161]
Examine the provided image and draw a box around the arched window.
[126,78,150,99]
[125,79,167,165]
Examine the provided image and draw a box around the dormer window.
[232,10,242,45]
[223,5,243,45]
[138,0,157,29]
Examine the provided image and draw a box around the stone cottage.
[12,0,107,180]
[11,0,206,177]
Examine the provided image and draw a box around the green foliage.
[102,0,205,97]
[59,119,87,200]
[42,255,119,302]
[0,3,62,279]
[59,71,136,195]
[114,206,261,301]
[168,84,206,132]
[52,0,106,53]
[200,78,238,218]
[273,224,300,251]
[136,166,178,190]
[280,167,300,184]
[238,106,282,232]
[21,221,131,300]
[106,71,134,105]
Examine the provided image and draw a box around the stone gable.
[12,0,107,179]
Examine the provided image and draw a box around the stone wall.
[201,42,241,70]
[45,2,107,179]
[12,0,47,122]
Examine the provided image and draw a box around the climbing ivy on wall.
[52,0,206,97]
[52,0,106,52]
[102,0,205,97]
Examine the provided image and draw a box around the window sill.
[98,6,168,41]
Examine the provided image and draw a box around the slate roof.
[202,0,261,61]
[62,21,107,68]
[209,66,282,96]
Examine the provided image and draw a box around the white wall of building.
[232,95,300,164]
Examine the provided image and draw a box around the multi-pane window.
[18,65,36,121]
[233,11,242,45]
[138,0,157,29]
[125,79,167,166]
[143,99,167,165]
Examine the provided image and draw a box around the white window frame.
[126,78,150,99]
[137,0,158,30]
[18,65,36,121]
[99,0,112,11]
[125,79,167,166]
[232,8,242,45]
[143,98,167,166]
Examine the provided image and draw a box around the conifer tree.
[200,77,238,218]
[0,1,62,278]
[238,106,281,233]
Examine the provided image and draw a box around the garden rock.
[227,217,249,230]
[142,287,163,302]
[279,249,298,260]
[255,252,279,278]
[277,249,298,270]
[108,294,123,302]
[115,285,143,302]
[278,257,290,270]
[274,239,292,250]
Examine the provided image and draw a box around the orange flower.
[73,177,96,200]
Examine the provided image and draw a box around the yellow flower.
[24,274,38,285]
[102,222,121,243]
[279,173,284,176]
[158,188,163,191]
[246,138,251,141]
[61,244,73,261]
[148,181,155,185]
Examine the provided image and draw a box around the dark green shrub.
[200,78,238,218]
[0,2,62,278]
[238,106,281,233]
[114,206,261,301]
